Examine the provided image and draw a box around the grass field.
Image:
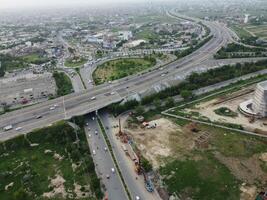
[160,154,240,200]
[0,121,102,200]
[53,71,73,96]
[231,25,253,40]
[157,117,267,200]
[245,25,267,39]
[93,57,156,85]
[22,53,50,65]
[65,57,87,68]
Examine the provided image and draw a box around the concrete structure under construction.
[239,80,267,117]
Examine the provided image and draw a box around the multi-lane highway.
[85,114,128,200]
[0,11,253,141]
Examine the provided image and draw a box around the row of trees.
[214,43,266,59]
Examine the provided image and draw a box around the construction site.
[184,84,267,134]
[120,111,267,200]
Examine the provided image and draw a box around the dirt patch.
[53,153,64,161]
[214,152,267,185]
[240,184,257,200]
[126,118,195,168]
[73,183,90,199]
[5,182,14,191]
[259,153,267,162]
[43,173,67,198]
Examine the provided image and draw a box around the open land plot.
[93,57,156,85]
[234,24,267,40]
[231,25,253,39]
[0,121,102,200]
[125,116,267,200]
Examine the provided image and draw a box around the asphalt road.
[85,114,128,200]
[99,111,162,200]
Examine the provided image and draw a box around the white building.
[239,80,267,117]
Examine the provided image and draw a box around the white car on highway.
[111,168,115,173]
[93,150,96,155]
[15,127,22,131]
[90,96,96,100]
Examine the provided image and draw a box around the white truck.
[3,125,13,131]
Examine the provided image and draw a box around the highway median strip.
[96,116,132,200]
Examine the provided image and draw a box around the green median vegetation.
[0,121,103,200]
[53,71,73,96]
[93,57,156,85]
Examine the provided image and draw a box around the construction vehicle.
[103,192,108,200]
[143,171,154,192]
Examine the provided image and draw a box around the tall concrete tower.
[252,81,267,117]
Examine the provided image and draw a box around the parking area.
[0,72,56,107]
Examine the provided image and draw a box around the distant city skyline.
[0,0,160,10]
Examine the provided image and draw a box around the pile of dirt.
[43,174,67,198]
[240,184,257,200]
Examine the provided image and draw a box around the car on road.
[50,106,55,110]
[15,127,22,131]
[135,196,140,200]
[88,134,91,137]
[93,150,96,155]
[92,117,95,120]
[95,130,98,135]
[106,174,110,179]
[36,115,42,119]
[110,92,115,95]
[3,125,13,131]
[86,122,89,126]
[111,168,115,173]
[104,147,108,152]
[90,96,96,100]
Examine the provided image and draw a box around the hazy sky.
[0,0,155,9]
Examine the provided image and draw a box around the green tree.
[135,105,145,115]
[180,90,193,100]
[12,187,30,200]
[165,97,175,107]
[153,99,161,110]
